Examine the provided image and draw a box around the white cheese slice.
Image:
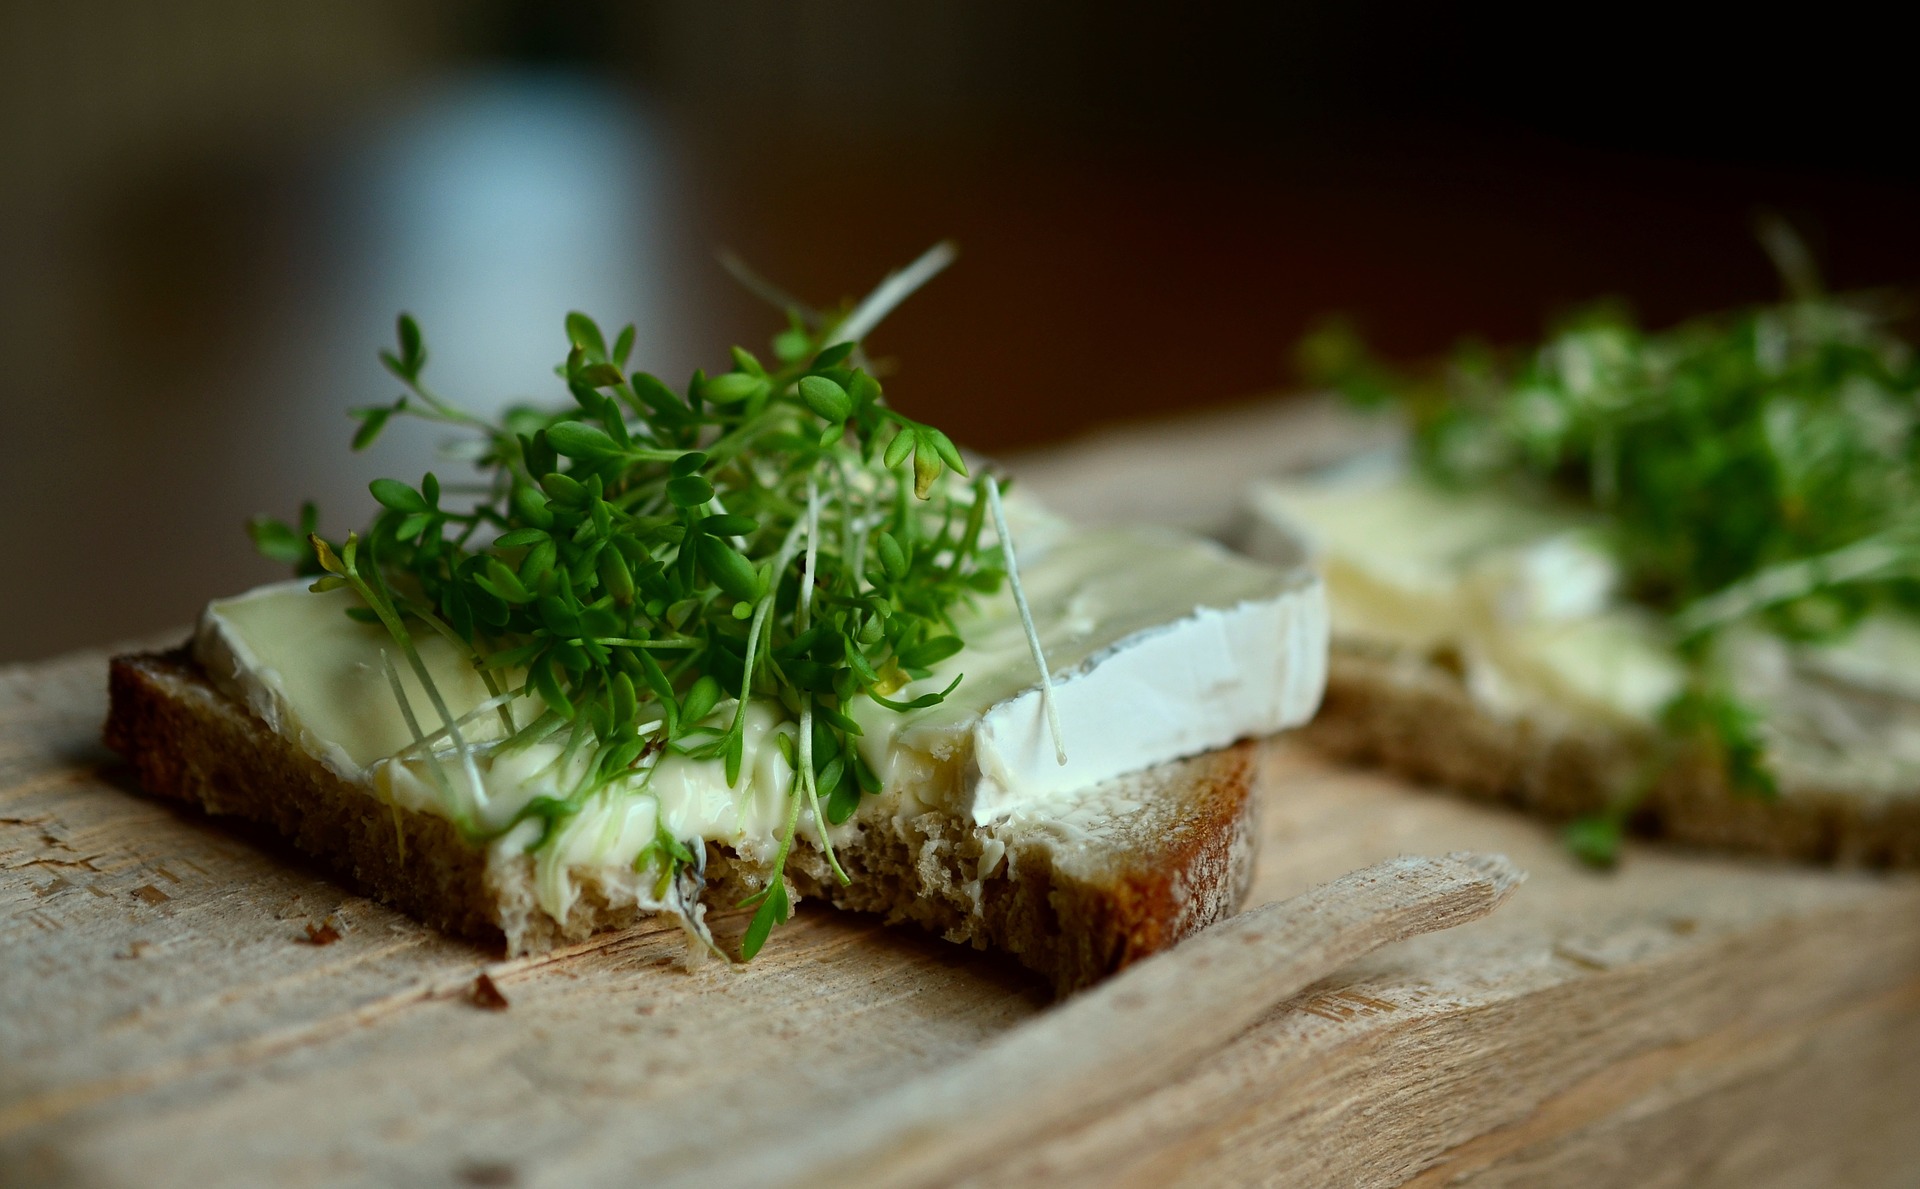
[193,525,1325,922]
[851,526,1327,824]
[1245,465,1684,725]
[195,580,811,923]
[1246,459,1920,789]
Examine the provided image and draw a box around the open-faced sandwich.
[105,246,1327,993]
[1245,227,1920,867]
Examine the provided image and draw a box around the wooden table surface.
[5,404,1920,1187]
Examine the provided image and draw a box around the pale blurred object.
[267,72,683,534]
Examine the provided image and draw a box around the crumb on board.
[302,918,343,946]
[457,1159,519,1186]
[470,973,510,1011]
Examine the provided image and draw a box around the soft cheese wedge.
[178,521,1325,974]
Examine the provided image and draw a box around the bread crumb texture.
[105,649,1259,994]
[1306,644,1920,866]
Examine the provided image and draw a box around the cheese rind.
[852,526,1326,823]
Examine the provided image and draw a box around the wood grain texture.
[8,399,1920,1187]
[759,853,1521,1189]
[7,641,1920,1187]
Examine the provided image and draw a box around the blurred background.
[3,0,1917,661]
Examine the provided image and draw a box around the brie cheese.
[1246,464,1685,725]
[193,524,1325,924]
[1246,461,1920,757]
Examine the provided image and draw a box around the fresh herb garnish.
[1302,223,1920,863]
[252,244,1047,956]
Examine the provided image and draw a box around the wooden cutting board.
[7,401,1920,1187]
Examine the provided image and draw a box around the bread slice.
[1239,454,1920,868]
[1303,641,1920,867]
[105,648,1259,994]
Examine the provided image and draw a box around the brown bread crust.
[107,648,523,942]
[104,648,1259,993]
[789,740,1258,995]
[1304,645,1920,866]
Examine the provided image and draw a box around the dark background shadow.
[3,0,1915,660]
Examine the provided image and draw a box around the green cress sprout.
[1300,221,1920,865]
[250,243,1052,959]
